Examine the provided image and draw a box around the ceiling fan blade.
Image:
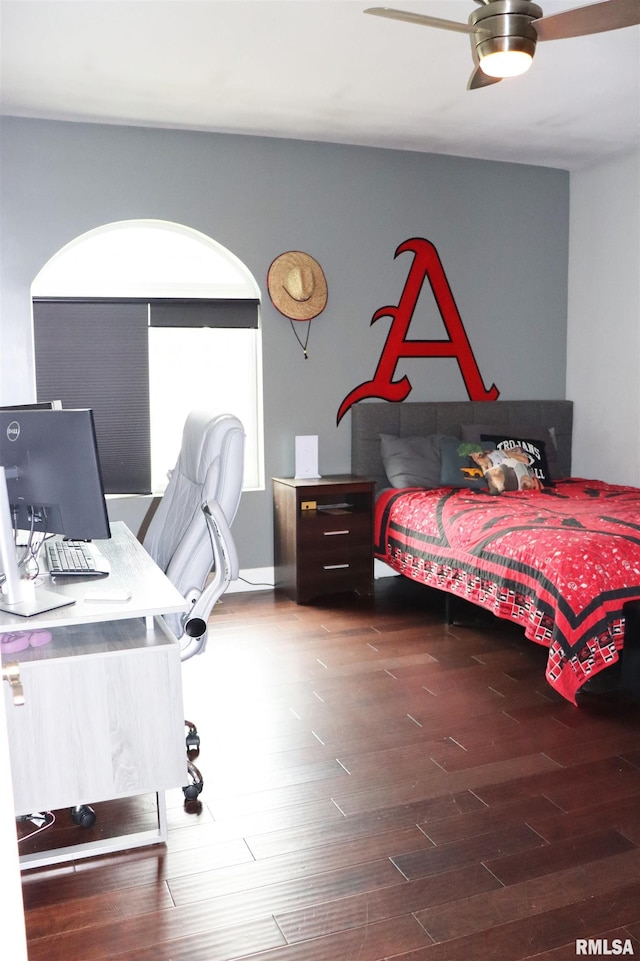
[533,0,640,41]
[467,36,503,90]
[363,7,475,35]
[468,65,503,89]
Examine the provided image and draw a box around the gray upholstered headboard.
[351,400,573,492]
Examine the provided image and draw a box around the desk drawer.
[3,623,185,815]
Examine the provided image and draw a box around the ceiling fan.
[364,0,640,89]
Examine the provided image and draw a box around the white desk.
[0,521,187,633]
[1,522,189,869]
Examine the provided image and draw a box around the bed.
[351,400,640,704]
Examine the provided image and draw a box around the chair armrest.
[204,499,239,582]
[180,500,239,661]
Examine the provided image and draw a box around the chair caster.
[185,720,200,753]
[183,782,203,801]
[183,759,204,802]
[71,804,96,828]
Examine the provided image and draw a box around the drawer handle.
[323,529,349,536]
[2,661,25,707]
[323,563,350,570]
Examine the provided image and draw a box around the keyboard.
[45,540,110,577]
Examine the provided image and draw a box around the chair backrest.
[143,410,244,639]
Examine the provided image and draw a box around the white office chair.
[142,409,245,800]
[65,411,244,828]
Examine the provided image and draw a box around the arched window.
[32,220,264,493]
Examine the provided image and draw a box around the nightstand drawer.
[298,534,370,567]
[297,556,373,599]
[299,510,371,547]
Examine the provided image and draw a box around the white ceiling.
[1,0,639,171]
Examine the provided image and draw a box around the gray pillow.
[380,433,446,489]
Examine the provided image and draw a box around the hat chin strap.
[289,318,311,360]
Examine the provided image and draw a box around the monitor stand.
[0,466,75,617]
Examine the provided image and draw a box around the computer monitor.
[0,401,62,411]
[0,408,110,616]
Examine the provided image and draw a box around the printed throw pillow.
[480,433,554,486]
[470,445,543,495]
[380,433,446,489]
[439,436,488,491]
[460,424,559,480]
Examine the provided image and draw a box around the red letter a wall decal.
[337,237,500,424]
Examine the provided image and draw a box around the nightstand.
[272,474,376,604]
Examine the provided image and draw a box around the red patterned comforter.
[374,479,640,703]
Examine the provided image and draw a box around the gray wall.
[0,117,570,568]
[567,148,640,487]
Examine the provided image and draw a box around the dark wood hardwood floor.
[19,576,640,960]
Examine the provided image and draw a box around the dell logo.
[6,421,20,442]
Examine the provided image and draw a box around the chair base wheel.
[71,804,96,828]
[185,720,200,752]
[183,759,204,801]
[183,782,203,801]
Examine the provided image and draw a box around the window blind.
[33,297,260,493]
[33,300,151,494]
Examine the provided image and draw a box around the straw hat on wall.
[267,251,328,321]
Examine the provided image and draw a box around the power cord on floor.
[238,576,275,589]
[17,811,56,842]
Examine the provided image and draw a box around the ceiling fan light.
[476,32,537,78]
[480,49,533,78]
